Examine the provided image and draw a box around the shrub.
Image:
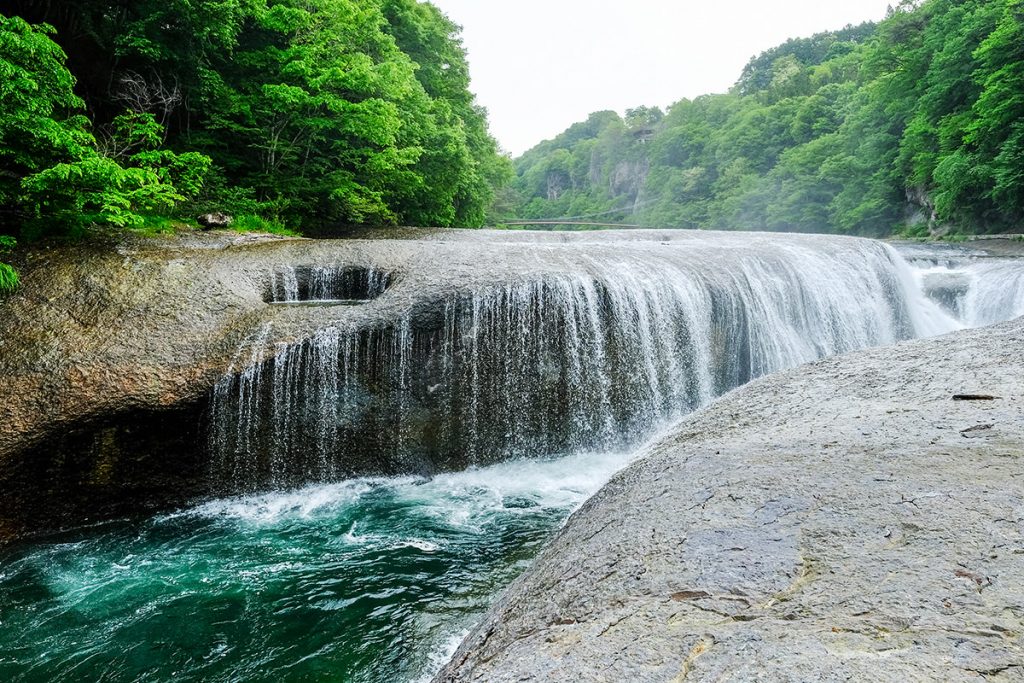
[0,235,18,295]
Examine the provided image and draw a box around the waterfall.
[964,261,1024,326]
[914,260,1024,327]
[209,234,1020,492]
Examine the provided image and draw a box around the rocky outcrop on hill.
[437,317,1024,682]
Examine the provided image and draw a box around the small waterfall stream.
[269,265,392,304]
[912,258,1024,326]
[209,234,977,492]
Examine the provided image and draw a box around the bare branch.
[113,70,182,132]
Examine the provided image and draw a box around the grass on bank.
[230,214,298,236]
[0,261,18,294]
[129,213,299,237]
[0,235,17,295]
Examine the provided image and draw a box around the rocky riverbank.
[437,316,1024,682]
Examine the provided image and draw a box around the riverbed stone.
[436,316,1024,682]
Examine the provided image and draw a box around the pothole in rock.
[265,266,393,306]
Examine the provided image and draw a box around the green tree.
[0,14,93,224]
[1,12,209,237]
[6,0,510,230]
[20,111,211,229]
[969,0,1024,220]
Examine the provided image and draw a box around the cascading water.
[965,261,1024,325]
[210,235,963,492]
[902,244,1024,326]
[269,265,391,304]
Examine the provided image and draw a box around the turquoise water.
[0,450,630,682]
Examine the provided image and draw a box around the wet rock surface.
[437,317,1024,682]
[0,229,442,540]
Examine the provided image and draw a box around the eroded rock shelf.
[437,317,1024,682]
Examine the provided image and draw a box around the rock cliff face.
[0,230,448,539]
[436,317,1024,682]
[0,232,286,540]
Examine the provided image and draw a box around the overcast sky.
[429,0,895,156]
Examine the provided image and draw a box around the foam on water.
[0,449,636,683]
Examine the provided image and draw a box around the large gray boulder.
[436,316,1024,681]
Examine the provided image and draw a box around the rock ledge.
[438,318,1024,682]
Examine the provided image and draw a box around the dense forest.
[506,0,1024,238]
[0,0,511,290]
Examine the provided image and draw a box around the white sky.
[429,0,896,155]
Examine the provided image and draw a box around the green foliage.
[1,13,212,238]
[0,14,92,212]
[20,113,212,230]
[231,214,297,236]
[736,22,876,97]
[4,0,509,233]
[0,262,17,294]
[0,235,17,294]
[510,0,1024,237]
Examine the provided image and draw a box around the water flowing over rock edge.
[0,230,1019,543]
[435,316,1024,682]
[209,232,959,492]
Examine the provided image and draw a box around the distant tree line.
[504,0,1024,238]
[0,0,512,291]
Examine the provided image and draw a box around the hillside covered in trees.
[506,0,1024,237]
[0,0,511,288]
